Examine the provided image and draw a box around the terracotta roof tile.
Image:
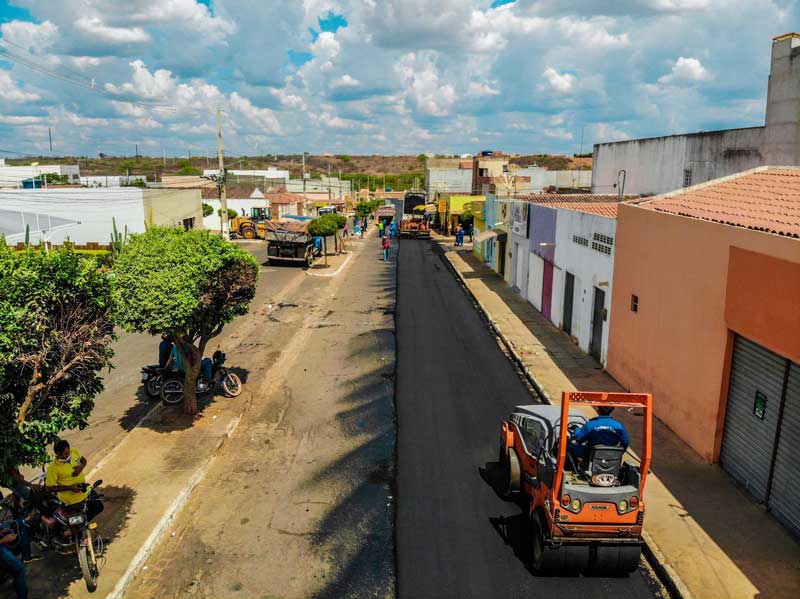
[519,193,636,204]
[264,192,305,205]
[641,168,800,238]
[549,202,619,218]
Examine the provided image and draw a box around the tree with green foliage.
[354,201,372,219]
[218,208,238,220]
[176,165,202,176]
[42,173,72,185]
[111,227,259,414]
[202,203,214,217]
[121,178,147,189]
[308,213,345,265]
[336,154,352,163]
[0,245,114,470]
[417,153,427,163]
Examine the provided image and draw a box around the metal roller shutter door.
[768,362,800,536]
[720,336,786,503]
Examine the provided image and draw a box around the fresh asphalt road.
[395,240,662,599]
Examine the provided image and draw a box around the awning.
[474,228,508,243]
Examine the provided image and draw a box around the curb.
[436,242,690,599]
[106,415,242,599]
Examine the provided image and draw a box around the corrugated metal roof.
[640,168,800,238]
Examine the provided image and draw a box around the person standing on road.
[455,225,464,246]
[354,222,362,238]
[468,223,474,243]
[382,236,390,261]
[378,220,384,236]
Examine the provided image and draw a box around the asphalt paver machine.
[498,391,652,574]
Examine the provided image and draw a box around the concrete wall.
[591,127,766,196]
[426,167,472,197]
[606,204,800,461]
[0,164,81,187]
[550,209,617,364]
[546,170,593,189]
[142,188,203,230]
[764,34,800,165]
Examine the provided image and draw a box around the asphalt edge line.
[436,243,690,599]
[306,252,353,277]
[105,414,242,599]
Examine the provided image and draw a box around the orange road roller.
[498,391,652,575]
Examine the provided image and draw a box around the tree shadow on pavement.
[117,367,250,434]
[24,484,137,599]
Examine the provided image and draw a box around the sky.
[0,0,797,158]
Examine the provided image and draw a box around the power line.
[0,41,175,112]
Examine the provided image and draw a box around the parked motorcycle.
[140,364,167,398]
[159,350,242,405]
[4,478,105,593]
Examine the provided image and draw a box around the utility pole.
[302,151,307,194]
[135,143,139,158]
[217,108,230,238]
[188,149,192,162]
[163,147,166,166]
[48,127,52,151]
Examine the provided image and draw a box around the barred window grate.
[573,235,589,247]
[591,241,612,255]
[593,233,614,246]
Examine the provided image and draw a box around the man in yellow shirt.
[45,440,89,506]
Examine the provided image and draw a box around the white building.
[548,204,618,365]
[507,200,531,299]
[592,33,800,196]
[0,187,202,246]
[0,163,81,188]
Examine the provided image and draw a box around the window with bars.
[683,169,693,187]
[593,232,614,246]
[573,235,589,247]
[591,241,612,255]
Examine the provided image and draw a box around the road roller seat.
[585,445,625,487]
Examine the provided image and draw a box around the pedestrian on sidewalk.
[455,225,465,247]
[378,220,385,236]
[468,223,474,243]
[343,224,348,237]
[355,222,363,238]
[382,236,390,261]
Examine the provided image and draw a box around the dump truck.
[263,219,320,267]
[230,207,270,239]
[377,204,396,224]
[498,391,652,574]
[399,216,430,239]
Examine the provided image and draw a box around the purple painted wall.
[529,204,556,262]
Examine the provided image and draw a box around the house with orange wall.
[607,167,800,536]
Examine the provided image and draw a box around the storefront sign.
[510,202,529,237]
[438,199,447,213]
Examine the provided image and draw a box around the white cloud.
[229,92,281,133]
[658,57,711,84]
[395,53,456,117]
[0,20,58,52]
[468,81,500,97]
[74,17,151,44]
[0,71,40,102]
[331,74,360,89]
[541,67,576,93]
[544,128,574,140]
[270,88,307,110]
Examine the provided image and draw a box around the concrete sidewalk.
[438,240,800,599]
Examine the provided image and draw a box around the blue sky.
[0,0,796,157]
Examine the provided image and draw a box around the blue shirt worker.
[568,406,630,458]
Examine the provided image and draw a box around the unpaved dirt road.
[125,233,396,598]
